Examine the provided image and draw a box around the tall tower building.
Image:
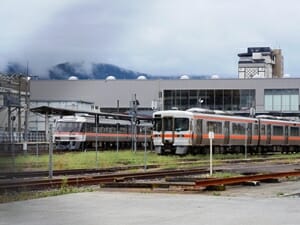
[238,47,284,79]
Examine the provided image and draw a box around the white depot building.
[30,78,300,118]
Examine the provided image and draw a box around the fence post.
[48,124,53,179]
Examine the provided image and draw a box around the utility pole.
[95,115,99,168]
[11,115,16,173]
[17,75,21,140]
[24,76,30,152]
[48,124,53,179]
[131,94,139,153]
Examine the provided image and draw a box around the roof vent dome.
[180,75,190,80]
[68,76,78,80]
[137,75,147,80]
[106,75,116,80]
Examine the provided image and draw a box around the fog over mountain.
[2,61,210,80]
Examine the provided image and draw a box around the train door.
[194,119,202,145]
[162,117,174,144]
[224,121,230,145]
[266,124,271,145]
[284,125,289,145]
[247,123,252,145]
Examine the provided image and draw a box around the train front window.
[175,118,189,131]
[163,117,173,131]
[154,117,189,132]
[56,122,81,132]
[153,118,162,131]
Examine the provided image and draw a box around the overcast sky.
[1,0,300,78]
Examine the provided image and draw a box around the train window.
[153,118,162,131]
[260,125,266,135]
[120,126,127,134]
[207,121,222,134]
[163,117,173,131]
[175,118,189,131]
[232,123,246,135]
[273,126,283,136]
[254,124,259,135]
[290,127,299,136]
[85,123,93,132]
[56,122,81,132]
[80,123,86,132]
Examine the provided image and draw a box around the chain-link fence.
[0,131,46,143]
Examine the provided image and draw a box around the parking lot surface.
[0,190,300,225]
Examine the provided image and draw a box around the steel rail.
[194,171,300,188]
[0,165,159,179]
[0,168,207,192]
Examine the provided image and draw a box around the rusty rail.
[0,165,160,179]
[194,171,300,188]
[0,168,207,192]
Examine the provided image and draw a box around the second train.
[152,108,300,155]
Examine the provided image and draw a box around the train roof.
[154,109,257,122]
[56,115,132,125]
[31,105,152,121]
[153,110,194,117]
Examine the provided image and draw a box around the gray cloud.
[1,0,300,77]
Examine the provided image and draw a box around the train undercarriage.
[156,144,300,155]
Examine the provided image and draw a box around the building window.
[163,89,255,111]
[264,89,299,111]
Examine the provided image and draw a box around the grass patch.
[0,150,182,171]
[1,150,300,172]
[211,172,241,178]
[0,186,96,204]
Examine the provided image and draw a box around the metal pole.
[11,115,16,173]
[116,123,119,152]
[36,113,39,157]
[210,138,213,176]
[134,123,137,153]
[17,75,21,140]
[130,96,135,152]
[24,77,30,153]
[45,113,49,142]
[131,115,134,152]
[48,124,53,179]
[8,105,12,148]
[245,127,247,159]
[134,94,137,153]
[144,125,147,171]
[95,115,99,168]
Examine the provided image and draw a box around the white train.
[152,108,300,155]
[54,115,152,150]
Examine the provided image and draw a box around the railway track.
[194,171,300,188]
[0,168,208,192]
[1,166,300,193]
[101,170,300,191]
[0,165,159,179]
[2,155,299,179]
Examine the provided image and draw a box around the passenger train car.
[152,108,300,155]
[54,115,152,150]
